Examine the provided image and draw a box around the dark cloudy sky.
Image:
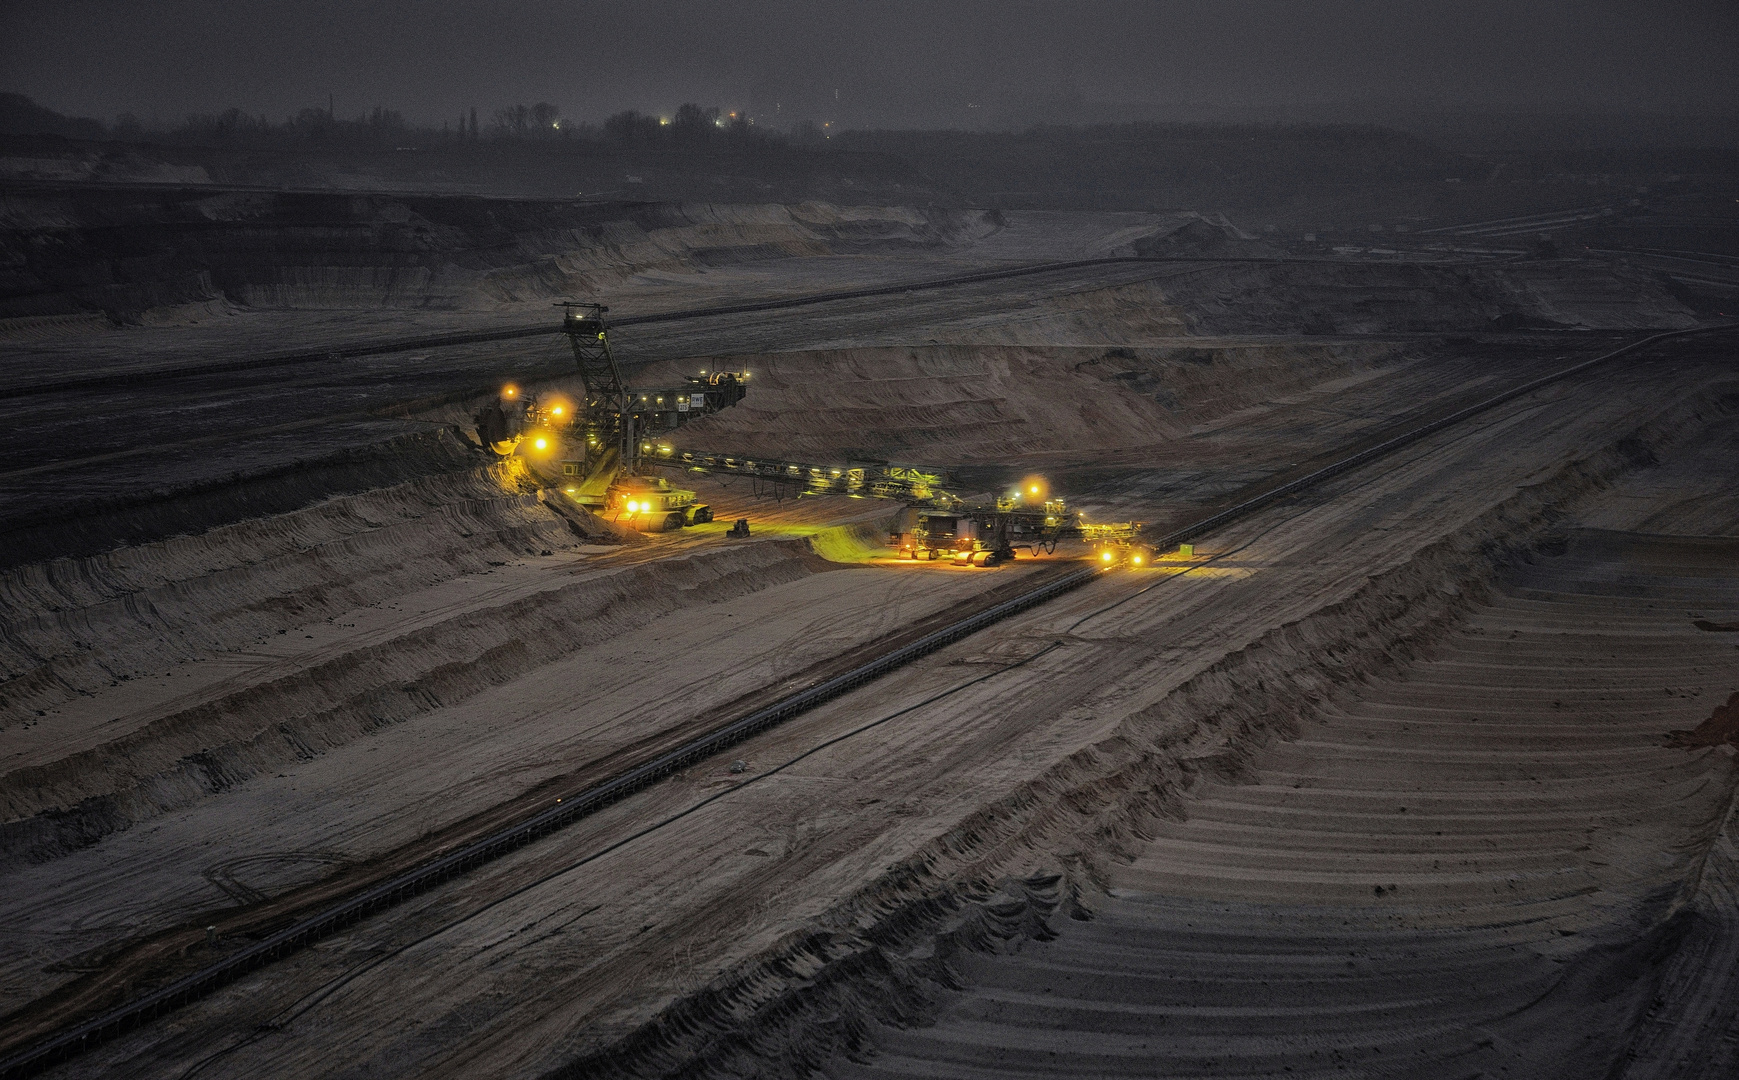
[4,0,1737,128]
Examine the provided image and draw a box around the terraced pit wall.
[548,382,1739,1080]
[0,196,1003,322]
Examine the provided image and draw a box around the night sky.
[4,0,1737,129]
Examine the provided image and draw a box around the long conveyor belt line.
[0,252,1518,402]
[1148,323,1736,552]
[0,259,1159,400]
[1,321,1733,1078]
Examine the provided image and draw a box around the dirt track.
[8,345,1728,1079]
[1,199,1734,1079]
[838,529,1739,1079]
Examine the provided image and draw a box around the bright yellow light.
[1102,551,1113,562]
[503,385,517,397]
[1132,555,1143,565]
[534,437,547,450]
[1029,485,1040,495]
[552,406,563,416]
[626,500,639,512]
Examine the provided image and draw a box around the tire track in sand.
[837,530,1739,1079]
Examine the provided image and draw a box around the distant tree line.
[0,92,811,152]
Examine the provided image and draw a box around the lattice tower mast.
[558,302,636,471]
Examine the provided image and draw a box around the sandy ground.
[0,258,1196,564]
[837,530,1739,1079]
[12,330,1730,1078]
[825,393,1739,1080]
[0,195,1729,1078]
[0,201,1694,569]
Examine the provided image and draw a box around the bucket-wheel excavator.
[472,302,748,531]
[475,302,1146,559]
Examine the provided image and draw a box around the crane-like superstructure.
[560,302,636,469]
[471,302,1146,560]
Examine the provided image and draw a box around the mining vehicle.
[555,301,748,530]
[897,496,1069,565]
[1083,520,1153,566]
[604,474,714,531]
[647,440,1146,565]
[473,302,751,532]
[472,382,564,456]
[482,303,1146,555]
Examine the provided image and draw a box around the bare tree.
[671,102,719,147]
[603,110,660,146]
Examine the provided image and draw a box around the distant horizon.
[4,1,1734,138]
[7,89,1739,153]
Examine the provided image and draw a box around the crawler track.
[1,322,1732,1079]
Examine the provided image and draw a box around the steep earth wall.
[543,384,1739,1080]
[0,195,1003,321]
[649,340,1413,463]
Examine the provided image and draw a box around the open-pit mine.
[1,186,1736,1080]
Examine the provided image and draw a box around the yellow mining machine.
[897,484,1070,566]
[471,302,751,531]
[1082,520,1153,566]
[477,303,1145,557]
[900,484,1143,567]
[649,449,1143,567]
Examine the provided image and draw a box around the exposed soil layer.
[2,237,1200,570]
[0,195,1003,320]
[0,194,1697,573]
[521,381,1737,1080]
[1096,258,1699,336]
[1668,690,1739,749]
[0,185,1733,1080]
[833,529,1739,1079]
[0,480,909,869]
[16,329,1729,1079]
[642,340,1410,464]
